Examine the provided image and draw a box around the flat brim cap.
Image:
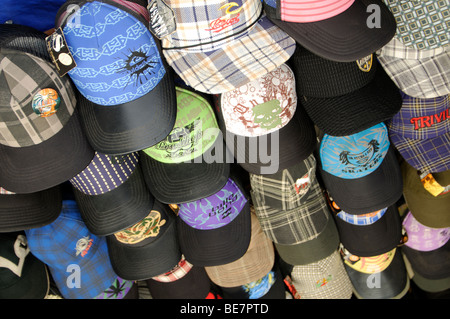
[0,185,62,233]
[377,38,450,99]
[177,199,252,267]
[263,0,396,62]
[56,0,177,155]
[298,67,402,137]
[319,146,403,214]
[162,15,296,94]
[344,248,409,299]
[0,24,95,193]
[218,104,317,175]
[275,213,340,265]
[335,204,403,257]
[401,160,450,228]
[72,164,155,236]
[107,200,181,281]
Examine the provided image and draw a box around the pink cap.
[403,211,450,252]
[280,0,354,23]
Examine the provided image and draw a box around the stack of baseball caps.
[1,0,449,300]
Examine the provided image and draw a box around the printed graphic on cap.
[63,1,166,106]
[383,0,450,49]
[221,64,296,136]
[143,87,220,163]
[114,210,167,244]
[148,0,177,39]
[178,178,247,230]
[344,248,396,274]
[337,207,387,226]
[0,235,30,278]
[70,152,139,195]
[403,211,450,251]
[242,270,275,299]
[32,88,60,117]
[320,123,390,179]
[94,277,134,299]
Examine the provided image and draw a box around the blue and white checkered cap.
[25,200,127,299]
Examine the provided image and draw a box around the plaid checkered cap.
[158,0,296,94]
[147,256,213,299]
[377,37,450,99]
[387,92,450,174]
[290,250,353,299]
[319,123,403,214]
[56,0,176,155]
[0,24,94,193]
[70,151,155,236]
[0,185,62,233]
[382,0,450,50]
[205,212,275,288]
[401,160,450,228]
[263,0,396,62]
[220,63,297,137]
[24,200,134,299]
[106,200,181,280]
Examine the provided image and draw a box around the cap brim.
[140,137,231,204]
[162,16,296,94]
[106,201,181,280]
[335,205,403,257]
[0,185,62,233]
[0,108,95,194]
[389,131,450,174]
[222,105,317,175]
[77,70,177,155]
[264,0,396,62]
[319,146,403,214]
[300,66,402,136]
[73,164,155,236]
[275,213,340,265]
[377,49,450,99]
[345,248,410,299]
[177,201,252,267]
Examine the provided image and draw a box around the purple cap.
[403,211,450,251]
[178,178,247,230]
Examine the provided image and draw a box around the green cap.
[142,87,220,163]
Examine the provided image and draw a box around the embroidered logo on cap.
[148,0,176,39]
[294,168,313,196]
[356,54,373,72]
[75,236,94,257]
[32,88,60,117]
[114,210,166,244]
[315,275,333,288]
[206,2,243,33]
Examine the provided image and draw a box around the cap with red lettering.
[387,92,450,174]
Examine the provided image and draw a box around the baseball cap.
[387,92,450,174]
[401,211,450,293]
[250,153,339,266]
[107,200,181,281]
[140,86,230,204]
[0,233,50,299]
[155,0,296,94]
[55,0,177,155]
[335,204,404,257]
[382,0,450,50]
[69,151,155,236]
[263,0,396,62]
[146,255,213,299]
[0,23,94,193]
[218,266,286,299]
[401,161,450,228]
[289,250,353,299]
[205,212,275,288]
[341,246,410,299]
[24,199,135,299]
[319,123,403,214]
[177,176,251,266]
[0,185,62,233]
[377,37,450,99]
[216,95,317,175]
[289,45,402,136]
